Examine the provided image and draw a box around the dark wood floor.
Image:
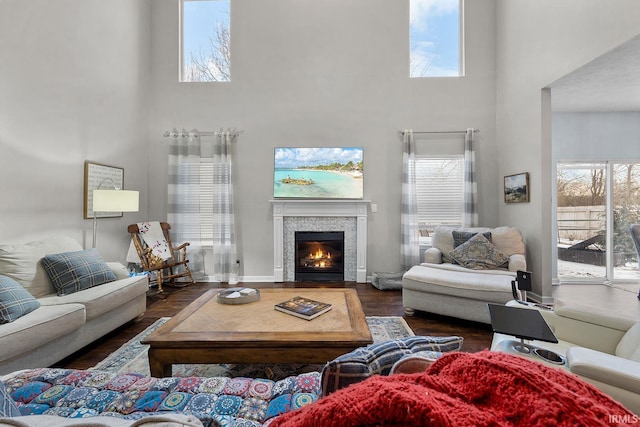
[57,281,493,370]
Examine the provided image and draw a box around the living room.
[0,0,638,303]
[1,0,640,424]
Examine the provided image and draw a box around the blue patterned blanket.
[2,368,321,427]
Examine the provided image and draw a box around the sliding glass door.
[556,162,640,283]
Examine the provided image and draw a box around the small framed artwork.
[504,172,530,203]
[84,161,125,219]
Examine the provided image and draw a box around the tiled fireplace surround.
[270,200,370,282]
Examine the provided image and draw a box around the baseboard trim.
[526,291,554,305]
[199,275,373,283]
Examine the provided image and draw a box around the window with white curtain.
[415,156,464,242]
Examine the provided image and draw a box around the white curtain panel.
[463,128,478,227]
[401,129,420,271]
[211,131,238,282]
[167,130,204,277]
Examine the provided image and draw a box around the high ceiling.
[550,35,640,113]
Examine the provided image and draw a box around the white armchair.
[402,226,526,324]
[491,301,640,414]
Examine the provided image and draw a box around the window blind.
[415,156,464,229]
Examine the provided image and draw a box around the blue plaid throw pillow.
[41,249,116,296]
[320,335,463,396]
[0,275,40,323]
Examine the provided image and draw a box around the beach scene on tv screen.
[274,147,363,199]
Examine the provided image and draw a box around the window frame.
[179,0,231,83]
[414,154,465,245]
[409,0,465,78]
[554,160,640,285]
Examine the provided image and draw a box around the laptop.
[487,303,558,343]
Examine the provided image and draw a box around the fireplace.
[271,199,370,283]
[295,231,344,281]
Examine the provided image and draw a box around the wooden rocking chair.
[128,222,194,293]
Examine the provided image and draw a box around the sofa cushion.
[490,226,525,256]
[0,275,41,323]
[41,249,117,296]
[320,336,463,396]
[38,276,148,321]
[403,264,516,299]
[0,236,83,298]
[106,262,131,280]
[449,233,509,270]
[0,304,85,362]
[615,321,640,362]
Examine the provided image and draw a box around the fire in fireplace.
[295,231,344,281]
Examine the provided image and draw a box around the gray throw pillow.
[41,249,116,296]
[449,233,509,270]
[452,231,492,248]
[0,275,40,323]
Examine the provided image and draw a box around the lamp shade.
[93,189,139,212]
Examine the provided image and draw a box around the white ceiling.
[550,34,640,112]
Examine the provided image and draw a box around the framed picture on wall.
[504,172,530,203]
[84,161,125,219]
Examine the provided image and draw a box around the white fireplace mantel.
[270,200,370,283]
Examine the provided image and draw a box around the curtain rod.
[399,129,479,136]
[163,129,243,138]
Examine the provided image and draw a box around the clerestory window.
[409,0,463,78]
[181,0,231,82]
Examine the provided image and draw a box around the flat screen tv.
[273,147,363,199]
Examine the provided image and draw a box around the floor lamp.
[92,189,139,248]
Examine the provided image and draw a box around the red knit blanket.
[271,351,638,427]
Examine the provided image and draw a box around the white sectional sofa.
[402,226,526,324]
[0,236,148,374]
[491,300,640,415]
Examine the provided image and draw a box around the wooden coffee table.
[142,288,372,377]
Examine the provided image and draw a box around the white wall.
[553,112,640,161]
[148,0,498,280]
[0,0,150,261]
[495,0,640,300]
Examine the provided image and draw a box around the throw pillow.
[41,249,116,296]
[452,231,492,248]
[320,335,463,396]
[390,350,444,375]
[0,275,41,323]
[449,233,509,270]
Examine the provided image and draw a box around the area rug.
[92,316,414,379]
